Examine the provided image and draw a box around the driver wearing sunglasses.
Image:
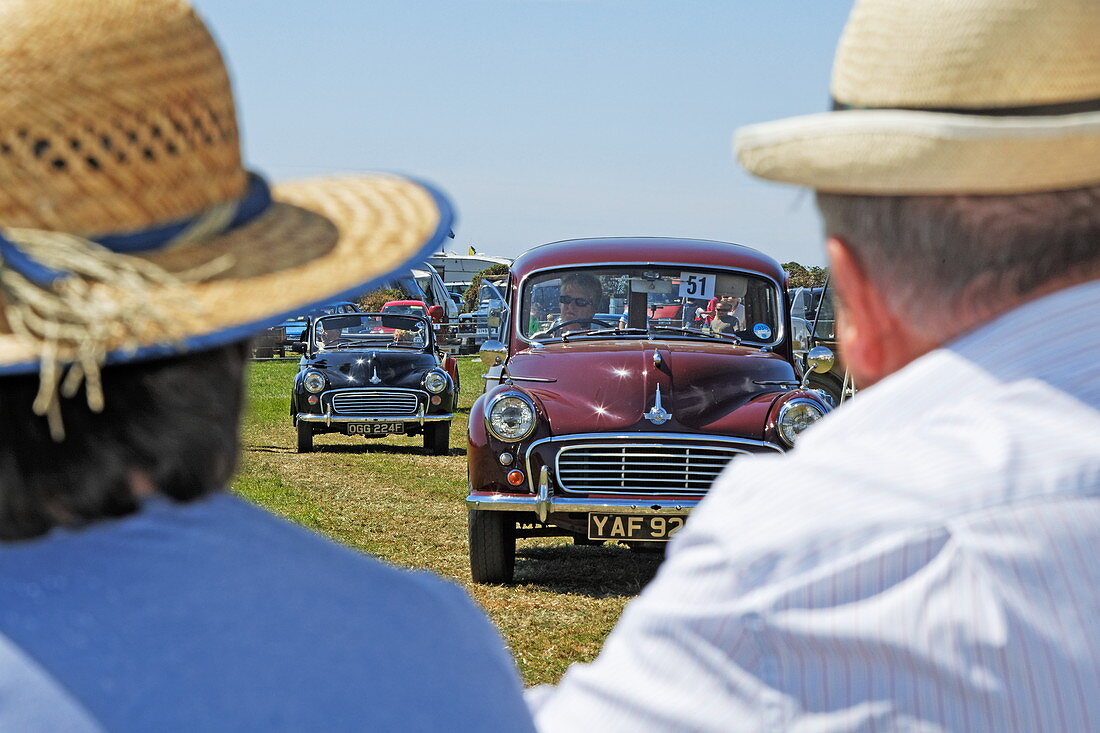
[557,273,602,332]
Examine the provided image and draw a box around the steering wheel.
[542,317,612,336]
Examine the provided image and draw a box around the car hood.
[306,350,438,388]
[505,340,797,439]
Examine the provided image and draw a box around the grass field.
[233,357,661,685]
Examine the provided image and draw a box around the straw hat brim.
[735,109,1100,195]
[0,172,454,374]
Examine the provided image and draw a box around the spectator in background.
[0,2,533,730]
[529,0,1100,730]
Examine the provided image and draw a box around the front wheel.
[423,422,450,455]
[296,420,313,453]
[468,509,516,584]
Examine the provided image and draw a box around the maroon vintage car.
[466,237,831,583]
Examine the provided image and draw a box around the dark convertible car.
[291,312,456,454]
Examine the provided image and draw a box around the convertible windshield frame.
[311,312,432,352]
[516,262,785,348]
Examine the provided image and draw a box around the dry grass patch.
[234,358,660,685]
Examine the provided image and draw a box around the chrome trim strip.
[297,413,453,424]
[466,494,698,515]
[480,373,557,383]
[514,261,787,348]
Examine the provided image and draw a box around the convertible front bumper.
[297,413,453,424]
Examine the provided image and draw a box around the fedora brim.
[735,109,1100,195]
[0,172,454,373]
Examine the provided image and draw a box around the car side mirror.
[290,341,307,354]
[800,345,836,388]
[479,339,506,366]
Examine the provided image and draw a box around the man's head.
[736,0,1100,386]
[559,273,601,326]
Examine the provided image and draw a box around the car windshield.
[521,266,781,345]
[381,303,426,316]
[284,303,357,324]
[312,313,429,351]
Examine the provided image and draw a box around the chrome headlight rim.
[422,369,449,394]
[485,391,537,442]
[776,397,825,448]
[302,370,327,394]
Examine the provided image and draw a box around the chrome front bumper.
[297,413,453,425]
[467,467,699,522]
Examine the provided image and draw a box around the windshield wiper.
[647,326,742,344]
[561,327,648,340]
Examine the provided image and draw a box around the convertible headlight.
[486,393,536,442]
[423,370,449,394]
[777,399,824,447]
[302,371,326,394]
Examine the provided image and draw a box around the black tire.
[468,509,516,584]
[424,421,450,455]
[573,534,604,546]
[296,420,313,453]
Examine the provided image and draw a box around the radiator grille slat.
[330,389,419,417]
[555,443,742,496]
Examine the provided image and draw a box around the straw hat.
[0,0,454,434]
[734,0,1100,194]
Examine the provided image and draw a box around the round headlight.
[423,370,449,394]
[777,399,824,447]
[487,393,536,442]
[302,371,326,394]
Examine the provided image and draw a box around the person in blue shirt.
[0,1,532,730]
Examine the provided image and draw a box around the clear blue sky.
[191,1,852,266]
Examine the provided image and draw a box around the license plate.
[587,513,686,541]
[347,422,404,435]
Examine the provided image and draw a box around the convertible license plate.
[347,422,404,435]
[587,513,686,541]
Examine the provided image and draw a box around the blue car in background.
[253,302,362,358]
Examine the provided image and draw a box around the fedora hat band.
[831,96,1100,118]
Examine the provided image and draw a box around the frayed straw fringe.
[0,229,233,441]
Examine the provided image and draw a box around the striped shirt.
[528,279,1100,732]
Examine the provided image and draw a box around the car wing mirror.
[479,339,506,366]
[290,341,307,354]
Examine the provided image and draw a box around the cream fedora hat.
[0,0,454,433]
[735,0,1100,194]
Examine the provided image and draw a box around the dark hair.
[815,184,1100,326]
[0,340,250,541]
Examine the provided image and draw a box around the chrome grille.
[329,389,419,416]
[555,442,743,496]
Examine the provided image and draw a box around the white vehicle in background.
[430,251,512,288]
[456,278,507,354]
[411,265,459,321]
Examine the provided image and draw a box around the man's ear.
[825,237,903,386]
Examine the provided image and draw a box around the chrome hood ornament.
[369,364,382,385]
[644,384,671,425]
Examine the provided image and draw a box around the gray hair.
[815,185,1100,331]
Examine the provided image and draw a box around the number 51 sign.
[678,272,715,300]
